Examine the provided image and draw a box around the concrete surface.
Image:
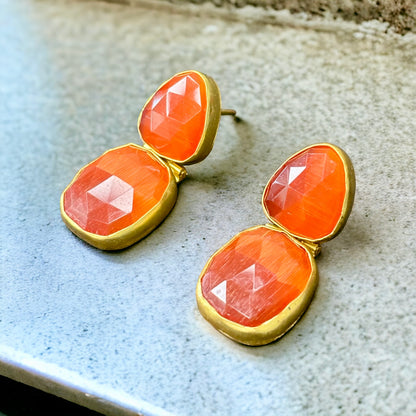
[1,0,416,415]
[121,0,416,34]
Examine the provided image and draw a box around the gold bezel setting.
[60,144,178,250]
[137,70,222,165]
[262,142,356,244]
[196,225,318,346]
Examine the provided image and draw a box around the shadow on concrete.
[0,376,103,416]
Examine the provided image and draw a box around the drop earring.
[60,70,237,250]
[196,143,355,346]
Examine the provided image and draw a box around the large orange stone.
[201,227,312,327]
[63,145,170,236]
[263,145,346,241]
[138,71,207,163]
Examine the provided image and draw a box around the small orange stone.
[138,71,207,163]
[201,227,312,327]
[263,145,347,241]
[63,145,170,236]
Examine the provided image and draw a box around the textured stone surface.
[64,145,170,236]
[263,145,346,241]
[201,226,311,326]
[139,71,207,162]
[1,0,416,415]
[120,0,416,34]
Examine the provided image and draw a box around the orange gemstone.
[263,145,346,241]
[201,227,312,327]
[63,145,170,236]
[138,71,207,162]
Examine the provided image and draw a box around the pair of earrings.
[61,70,355,346]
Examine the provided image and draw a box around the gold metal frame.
[137,70,222,165]
[196,224,318,346]
[262,142,356,244]
[60,144,178,251]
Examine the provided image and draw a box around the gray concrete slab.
[1,0,415,415]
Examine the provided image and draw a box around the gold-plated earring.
[196,143,355,346]
[60,70,236,250]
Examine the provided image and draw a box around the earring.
[60,70,236,250]
[196,143,355,346]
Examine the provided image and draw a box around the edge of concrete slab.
[114,0,416,43]
[131,0,416,35]
[0,347,174,416]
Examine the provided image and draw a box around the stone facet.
[138,71,207,162]
[63,145,170,236]
[263,145,346,241]
[201,227,312,327]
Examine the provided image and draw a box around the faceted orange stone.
[138,71,207,162]
[63,145,170,236]
[263,145,346,241]
[201,227,312,327]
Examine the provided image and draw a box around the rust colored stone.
[201,227,312,327]
[263,145,346,241]
[139,71,207,162]
[63,145,170,236]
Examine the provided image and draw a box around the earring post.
[221,109,237,117]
